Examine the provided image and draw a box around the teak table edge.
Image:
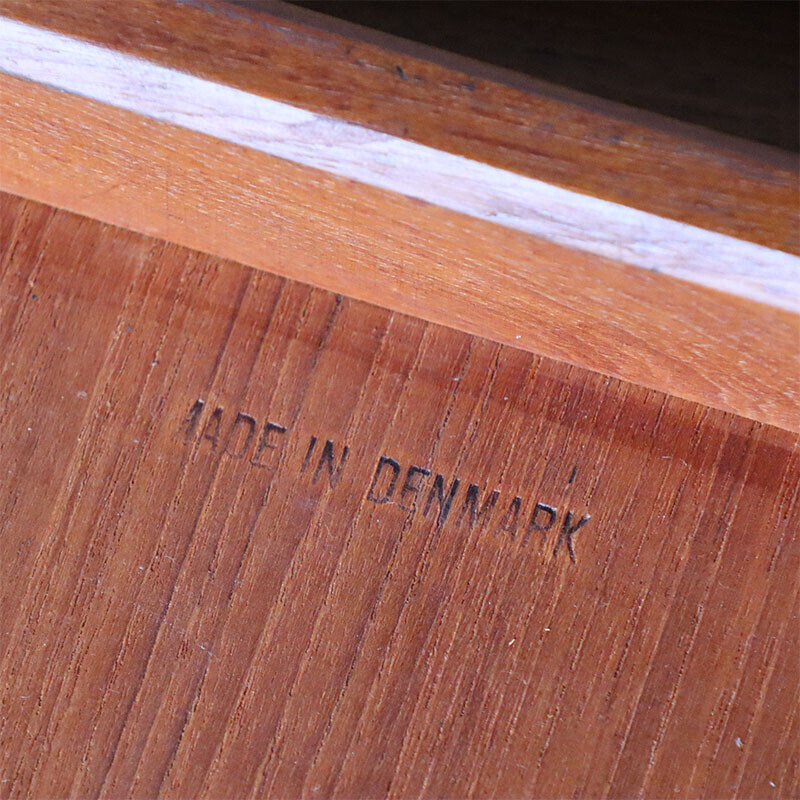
[0,0,798,431]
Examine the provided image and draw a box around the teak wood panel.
[1,72,798,433]
[2,0,796,251]
[1,0,798,433]
[1,193,798,799]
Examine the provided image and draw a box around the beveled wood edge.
[1,0,797,253]
[2,16,797,311]
[0,0,798,432]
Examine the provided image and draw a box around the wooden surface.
[7,12,798,317]
[4,13,797,316]
[283,1,800,152]
[0,0,799,432]
[0,97,797,438]
[3,0,797,249]
[1,193,798,799]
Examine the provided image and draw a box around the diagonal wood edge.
[252,0,799,172]
[1,17,798,312]
[1,0,797,254]
[0,0,798,431]
[2,72,798,432]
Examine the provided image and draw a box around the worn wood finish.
[7,13,798,315]
[0,0,798,432]
[2,0,797,251]
[1,193,798,799]
[1,73,798,433]
[3,12,798,318]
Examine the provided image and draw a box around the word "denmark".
[366,454,589,563]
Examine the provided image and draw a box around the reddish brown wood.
[2,0,796,252]
[1,193,797,798]
[2,0,798,432]
[1,70,798,432]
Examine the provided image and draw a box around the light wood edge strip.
[1,17,799,312]
[1,72,798,431]
[0,0,798,256]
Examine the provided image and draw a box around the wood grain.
[1,193,798,799]
[277,0,800,152]
[2,0,797,252]
[1,70,798,432]
[3,15,797,314]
